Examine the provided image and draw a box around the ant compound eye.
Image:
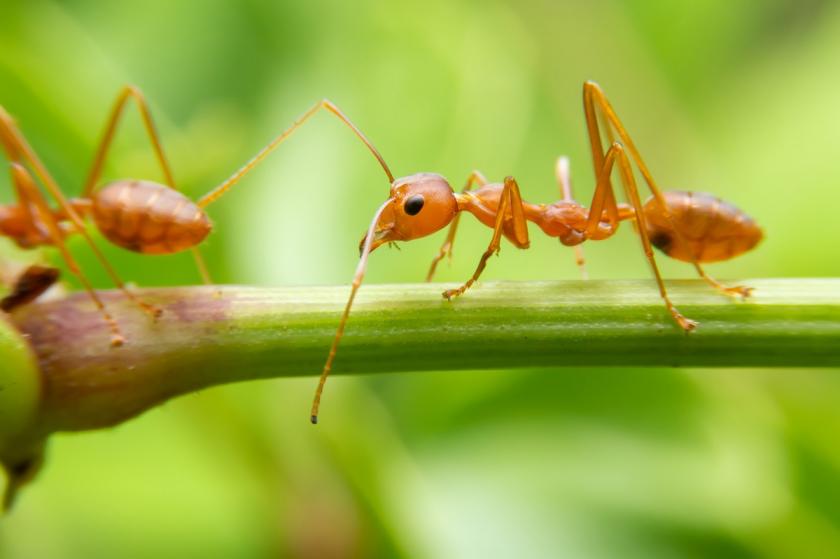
[404,194,425,216]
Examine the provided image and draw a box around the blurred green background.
[1,0,839,557]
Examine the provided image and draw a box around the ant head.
[361,173,458,253]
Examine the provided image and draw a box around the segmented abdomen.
[643,191,762,263]
[91,180,212,254]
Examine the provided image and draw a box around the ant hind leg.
[581,143,696,331]
[84,85,212,284]
[1,98,162,318]
[606,144,697,331]
[693,263,753,299]
[9,163,126,345]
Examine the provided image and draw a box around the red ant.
[307,81,762,423]
[0,87,390,345]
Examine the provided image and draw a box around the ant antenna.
[198,100,394,208]
[310,196,394,424]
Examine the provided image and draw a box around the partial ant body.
[0,87,389,344]
[308,81,763,423]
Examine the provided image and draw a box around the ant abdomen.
[90,180,212,254]
[643,191,762,263]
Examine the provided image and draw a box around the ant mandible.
[0,87,391,345]
[308,81,762,423]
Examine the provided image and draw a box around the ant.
[307,81,763,423]
[0,86,390,345]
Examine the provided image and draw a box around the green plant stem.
[5,278,839,436]
[0,278,837,508]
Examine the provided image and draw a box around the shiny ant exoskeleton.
[307,81,762,423]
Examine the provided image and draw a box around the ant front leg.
[555,156,588,280]
[426,170,488,282]
[443,176,530,300]
[84,85,211,284]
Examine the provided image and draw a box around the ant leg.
[0,106,26,162]
[583,82,657,202]
[426,170,488,282]
[693,263,753,299]
[190,249,212,285]
[583,82,684,244]
[581,85,619,223]
[443,176,529,300]
[582,82,752,299]
[555,156,588,280]
[0,105,160,318]
[596,143,697,331]
[583,82,696,242]
[197,99,395,209]
[83,85,210,284]
[83,85,174,196]
[9,163,125,344]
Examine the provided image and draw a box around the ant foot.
[442,288,463,300]
[675,314,699,332]
[443,281,474,300]
[110,333,126,347]
[726,285,754,299]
